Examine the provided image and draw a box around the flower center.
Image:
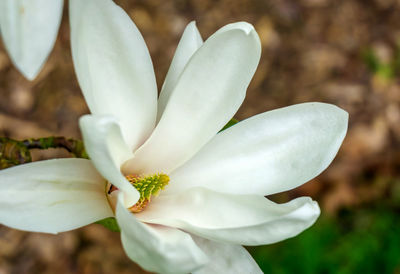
[107,173,169,213]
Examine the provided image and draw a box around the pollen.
[126,173,170,213]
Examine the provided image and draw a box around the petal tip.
[21,68,39,81]
[325,103,349,121]
[227,21,256,35]
[185,20,203,44]
[307,102,349,130]
[221,22,261,56]
[327,104,349,135]
[79,114,119,129]
[311,200,321,217]
[79,114,98,131]
[188,20,197,27]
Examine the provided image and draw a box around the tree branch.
[0,136,88,169]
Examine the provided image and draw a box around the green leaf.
[362,48,380,73]
[361,47,397,80]
[220,118,239,132]
[96,217,120,232]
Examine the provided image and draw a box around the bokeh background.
[1,0,400,273]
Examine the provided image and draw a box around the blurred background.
[1,0,400,273]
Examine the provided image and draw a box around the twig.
[22,137,88,159]
[0,136,88,169]
[0,137,32,169]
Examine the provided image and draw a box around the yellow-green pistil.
[126,174,169,213]
[107,174,169,213]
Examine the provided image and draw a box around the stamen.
[106,174,170,213]
[126,174,169,213]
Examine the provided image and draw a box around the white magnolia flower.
[0,0,63,80]
[0,0,348,273]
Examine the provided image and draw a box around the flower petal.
[69,0,157,150]
[123,22,261,175]
[0,159,112,234]
[157,21,203,121]
[167,102,349,196]
[192,236,262,274]
[79,115,139,207]
[0,0,63,80]
[116,193,208,274]
[136,188,320,245]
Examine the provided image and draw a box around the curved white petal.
[157,21,203,121]
[69,0,157,150]
[0,159,112,234]
[136,188,320,246]
[116,193,207,274]
[167,103,349,196]
[79,115,139,207]
[0,0,63,80]
[123,22,261,175]
[192,236,262,274]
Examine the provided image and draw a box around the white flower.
[0,0,348,273]
[0,0,63,80]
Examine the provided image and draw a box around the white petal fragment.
[123,22,261,175]
[116,193,208,274]
[192,236,262,274]
[79,115,139,207]
[157,21,203,121]
[168,103,349,196]
[136,188,320,245]
[69,0,157,150]
[0,159,113,234]
[0,0,63,80]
